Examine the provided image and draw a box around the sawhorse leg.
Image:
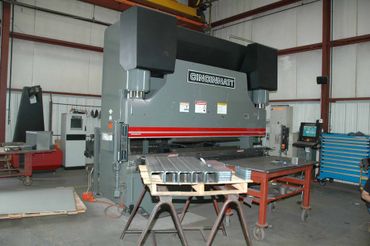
[179,196,192,223]
[207,195,252,246]
[138,196,188,246]
[179,196,227,237]
[212,196,227,236]
[120,187,147,239]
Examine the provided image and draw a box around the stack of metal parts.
[206,160,233,182]
[145,156,232,183]
[235,166,252,180]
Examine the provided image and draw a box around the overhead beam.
[132,0,197,18]
[211,0,301,28]
[114,0,205,29]
[80,0,206,31]
[79,0,130,11]
[0,2,11,142]
[321,0,331,132]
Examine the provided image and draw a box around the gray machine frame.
[94,7,277,212]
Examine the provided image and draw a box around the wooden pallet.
[0,192,86,220]
[139,165,251,197]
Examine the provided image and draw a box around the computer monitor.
[299,122,320,142]
[302,125,317,138]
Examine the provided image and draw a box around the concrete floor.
[0,169,369,246]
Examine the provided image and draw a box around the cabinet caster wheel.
[301,209,309,222]
[253,227,265,241]
[23,176,32,186]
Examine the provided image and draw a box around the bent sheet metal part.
[145,156,232,183]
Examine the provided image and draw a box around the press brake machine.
[93,7,278,212]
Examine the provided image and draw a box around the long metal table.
[224,156,313,241]
[0,147,55,185]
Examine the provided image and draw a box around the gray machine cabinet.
[96,131,158,212]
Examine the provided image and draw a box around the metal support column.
[321,0,331,132]
[0,2,11,142]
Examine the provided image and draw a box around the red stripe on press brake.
[128,126,266,138]
[129,126,265,132]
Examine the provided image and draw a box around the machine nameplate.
[187,70,235,89]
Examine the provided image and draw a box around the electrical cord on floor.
[103,201,126,219]
[81,165,127,219]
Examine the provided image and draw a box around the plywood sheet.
[0,187,77,215]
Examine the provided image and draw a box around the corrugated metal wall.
[210,0,370,134]
[11,1,120,95]
[330,101,370,134]
[5,0,370,139]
